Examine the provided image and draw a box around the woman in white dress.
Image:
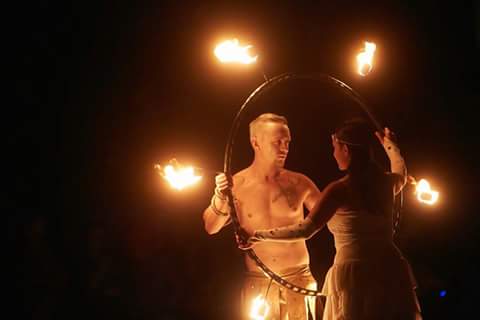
[240,119,422,319]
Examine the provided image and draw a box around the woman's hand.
[236,227,258,250]
[375,127,397,147]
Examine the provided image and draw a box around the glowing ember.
[414,179,439,205]
[249,295,270,320]
[356,41,376,76]
[155,159,202,190]
[214,39,258,64]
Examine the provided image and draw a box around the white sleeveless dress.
[320,209,422,319]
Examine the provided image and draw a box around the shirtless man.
[203,113,323,319]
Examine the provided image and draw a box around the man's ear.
[342,144,349,155]
[250,136,259,150]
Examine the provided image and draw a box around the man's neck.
[250,159,283,182]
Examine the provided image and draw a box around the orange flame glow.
[414,179,439,205]
[249,295,270,320]
[214,39,258,64]
[357,41,376,76]
[155,159,202,190]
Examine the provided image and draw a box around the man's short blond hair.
[249,113,288,138]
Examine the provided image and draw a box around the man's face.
[332,134,350,170]
[255,123,291,167]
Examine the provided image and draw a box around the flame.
[414,179,439,205]
[249,295,270,320]
[155,160,202,190]
[356,41,376,76]
[214,39,258,64]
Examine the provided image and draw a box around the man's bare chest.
[233,179,305,222]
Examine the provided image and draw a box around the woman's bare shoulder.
[323,178,349,201]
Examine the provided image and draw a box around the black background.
[11,1,479,319]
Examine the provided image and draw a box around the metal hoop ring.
[222,72,401,296]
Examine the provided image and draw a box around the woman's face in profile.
[332,134,350,170]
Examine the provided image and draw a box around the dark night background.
[11,1,479,319]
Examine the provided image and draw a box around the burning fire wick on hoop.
[154,158,211,190]
[409,176,439,205]
[214,38,269,81]
[357,41,376,76]
[214,39,258,65]
[249,278,273,320]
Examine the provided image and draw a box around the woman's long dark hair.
[334,118,390,215]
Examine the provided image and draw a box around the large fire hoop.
[222,72,403,296]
